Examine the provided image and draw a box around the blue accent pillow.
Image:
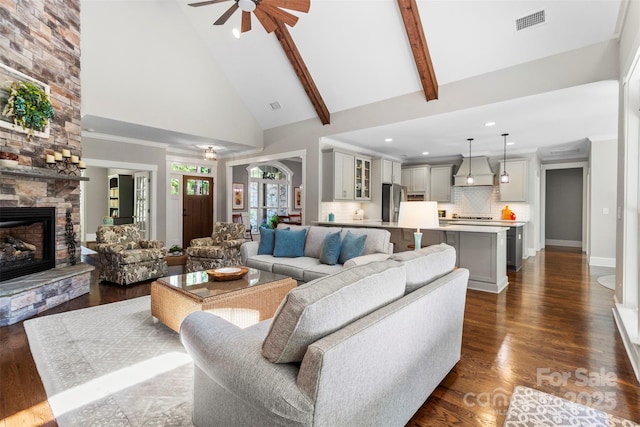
[319,231,342,265]
[257,227,276,255]
[273,228,307,258]
[338,231,367,264]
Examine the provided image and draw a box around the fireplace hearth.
[0,207,55,282]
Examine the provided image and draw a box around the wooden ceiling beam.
[397,0,438,101]
[273,20,330,125]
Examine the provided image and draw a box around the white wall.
[80,0,262,149]
[589,139,618,267]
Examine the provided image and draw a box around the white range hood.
[454,157,496,186]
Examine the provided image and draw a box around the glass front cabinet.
[354,156,371,201]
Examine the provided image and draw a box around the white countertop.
[440,218,528,226]
[313,220,508,233]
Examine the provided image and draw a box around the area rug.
[504,386,639,426]
[24,296,194,426]
[597,274,616,290]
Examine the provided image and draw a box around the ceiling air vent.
[269,101,282,111]
[516,10,545,31]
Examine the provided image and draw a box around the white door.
[134,171,150,238]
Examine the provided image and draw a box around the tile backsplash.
[438,186,530,221]
[320,202,363,222]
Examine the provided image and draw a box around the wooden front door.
[182,175,213,248]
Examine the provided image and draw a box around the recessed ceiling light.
[422,151,429,155]
[385,138,393,142]
[485,122,496,127]
[507,142,515,146]
[232,28,241,39]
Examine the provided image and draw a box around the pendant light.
[466,138,474,185]
[204,146,216,161]
[500,133,510,184]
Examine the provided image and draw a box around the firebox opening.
[0,207,56,282]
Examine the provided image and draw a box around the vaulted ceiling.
[81,0,622,161]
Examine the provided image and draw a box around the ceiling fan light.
[238,0,256,12]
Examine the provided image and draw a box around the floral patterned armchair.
[185,222,246,273]
[96,224,168,285]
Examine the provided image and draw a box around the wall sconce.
[500,133,510,184]
[466,138,474,185]
[46,149,86,175]
[204,146,217,161]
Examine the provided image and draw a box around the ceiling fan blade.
[214,2,239,25]
[188,0,232,7]
[253,7,278,33]
[241,10,251,33]
[260,4,299,27]
[261,0,310,13]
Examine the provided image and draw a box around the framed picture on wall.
[294,187,302,210]
[233,183,244,210]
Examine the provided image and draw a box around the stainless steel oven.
[407,193,425,201]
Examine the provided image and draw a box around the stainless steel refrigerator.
[382,183,404,222]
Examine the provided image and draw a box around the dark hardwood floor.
[1,248,639,426]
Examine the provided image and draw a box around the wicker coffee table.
[150,268,296,332]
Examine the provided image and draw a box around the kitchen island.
[313,220,508,293]
[441,219,527,271]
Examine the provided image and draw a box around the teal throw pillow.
[273,228,307,257]
[257,227,276,255]
[338,231,367,264]
[319,231,342,265]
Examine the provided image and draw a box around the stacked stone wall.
[0,0,82,267]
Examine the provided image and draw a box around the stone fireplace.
[0,0,89,326]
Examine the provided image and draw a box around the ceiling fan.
[188,0,310,34]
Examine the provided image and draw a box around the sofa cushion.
[273,228,307,257]
[390,243,456,293]
[271,257,321,281]
[246,255,277,272]
[341,227,390,255]
[262,259,406,363]
[304,226,342,258]
[302,263,344,282]
[338,231,367,264]
[319,231,342,265]
[257,228,276,255]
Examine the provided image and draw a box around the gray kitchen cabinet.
[506,224,524,271]
[381,159,402,184]
[457,230,507,293]
[499,159,528,202]
[430,165,453,202]
[402,166,430,194]
[322,150,355,201]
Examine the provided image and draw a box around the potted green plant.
[169,245,183,256]
[268,214,280,229]
[1,80,55,137]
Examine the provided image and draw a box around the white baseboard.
[467,277,509,294]
[545,239,582,247]
[589,256,616,267]
[526,248,537,258]
[612,304,640,383]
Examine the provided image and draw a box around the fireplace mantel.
[0,166,89,181]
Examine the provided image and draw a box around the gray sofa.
[181,243,468,427]
[240,224,393,282]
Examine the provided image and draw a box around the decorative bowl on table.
[207,266,249,281]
